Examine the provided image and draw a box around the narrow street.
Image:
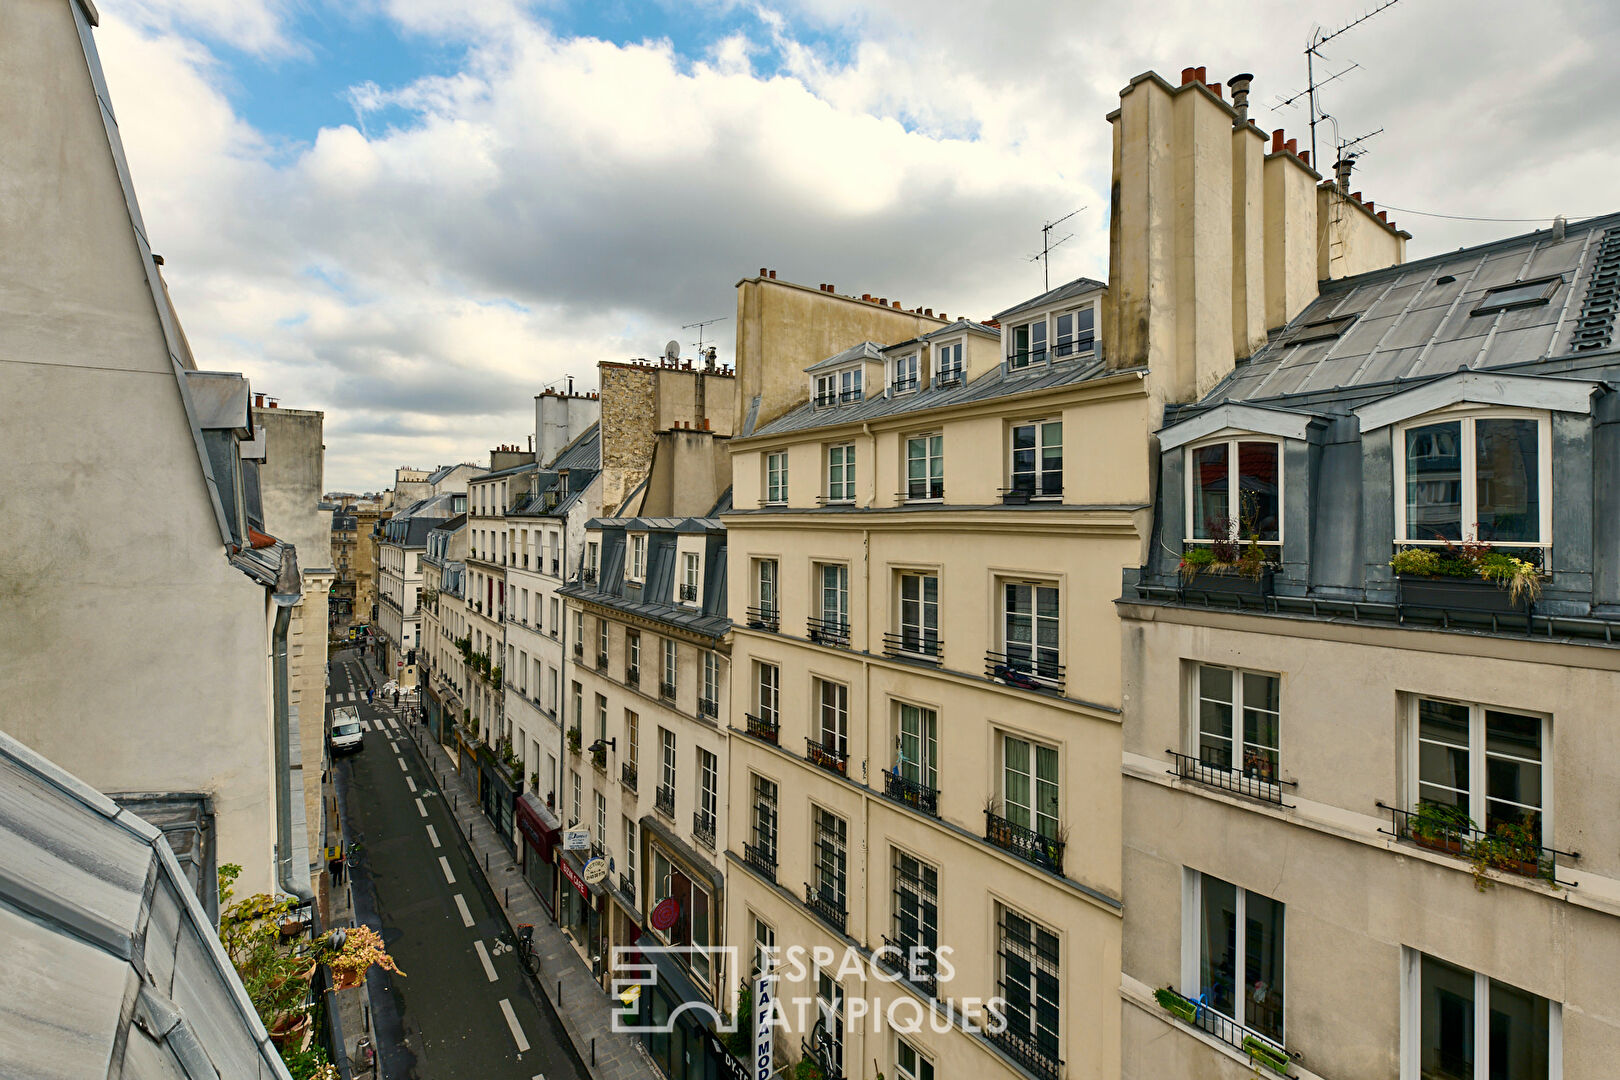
[327,652,588,1080]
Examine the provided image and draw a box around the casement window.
[815,368,863,406]
[752,774,779,865]
[630,534,648,579]
[765,451,789,504]
[682,552,700,602]
[1397,414,1548,547]
[1196,665,1281,781]
[827,443,857,502]
[626,710,639,768]
[700,652,720,717]
[650,848,713,986]
[627,631,640,674]
[596,791,607,846]
[1010,319,1048,368]
[752,915,776,974]
[817,679,849,758]
[1411,697,1547,845]
[1403,950,1556,1080]
[660,728,677,793]
[571,682,582,729]
[696,746,718,826]
[1185,871,1285,1043]
[818,563,849,631]
[1053,306,1095,357]
[892,353,920,393]
[934,341,964,384]
[905,434,944,501]
[624,818,638,900]
[1002,734,1059,839]
[815,969,845,1073]
[1189,438,1282,544]
[572,610,584,648]
[1010,420,1063,497]
[813,807,848,912]
[586,541,599,578]
[896,1039,935,1080]
[597,618,609,660]
[1003,581,1060,679]
[662,639,678,690]
[550,598,559,636]
[891,849,939,990]
[594,693,607,743]
[996,907,1061,1071]
[571,770,581,825]
[756,662,780,725]
[548,668,558,711]
[896,703,938,792]
[755,559,778,617]
[898,573,939,654]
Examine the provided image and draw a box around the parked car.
[329,706,363,755]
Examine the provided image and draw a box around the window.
[571,769,581,825]
[697,748,718,834]
[682,552,700,601]
[934,341,963,384]
[571,681,582,730]
[1407,951,1554,1080]
[661,728,677,794]
[1053,307,1095,357]
[755,559,778,618]
[1472,276,1561,317]
[624,818,638,899]
[892,849,939,989]
[701,652,719,716]
[1289,313,1358,344]
[756,662,780,725]
[1010,420,1062,497]
[751,774,778,865]
[817,679,848,758]
[1002,734,1059,839]
[752,916,776,974]
[896,703,937,792]
[815,368,863,406]
[765,451,789,504]
[630,534,648,579]
[815,969,845,1074]
[896,1039,935,1080]
[1398,415,1546,546]
[1187,872,1285,1043]
[1003,581,1060,679]
[627,631,640,674]
[892,353,919,393]
[813,807,847,911]
[596,791,607,846]
[550,598,560,636]
[598,618,609,660]
[818,563,849,631]
[1196,665,1281,781]
[594,693,607,743]
[1011,319,1048,368]
[1189,439,1281,544]
[1411,698,1547,845]
[650,848,713,986]
[996,907,1060,1071]
[898,572,939,654]
[572,610,584,648]
[626,710,639,768]
[586,541,599,578]
[827,443,856,502]
[905,434,944,500]
[662,639,678,691]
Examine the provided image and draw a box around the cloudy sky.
[98,0,1619,492]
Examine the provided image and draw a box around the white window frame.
[1180,869,1287,1045]
[697,747,718,825]
[1000,732,1059,838]
[904,433,944,502]
[1009,419,1063,498]
[1184,435,1285,546]
[818,562,849,630]
[702,651,720,707]
[1192,663,1282,782]
[1400,947,1562,1080]
[1406,696,1551,841]
[755,558,778,615]
[896,1037,935,1080]
[661,728,677,793]
[756,662,780,724]
[932,340,964,384]
[827,443,857,502]
[1392,409,1552,549]
[663,638,678,689]
[892,352,920,393]
[682,551,700,602]
[765,451,789,504]
[630,534,648,580]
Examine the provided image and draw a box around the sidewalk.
[358,654,659,1080]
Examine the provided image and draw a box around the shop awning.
[515,793,560,855]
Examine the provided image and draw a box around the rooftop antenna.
[663,339,681,367]
[1028,207,1085,292]
[682,316,729,359]
[1305,0,1404,167]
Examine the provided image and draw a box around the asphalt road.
[327,652,586,1080]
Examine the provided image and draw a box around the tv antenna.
[1305,0,1404,166]
[1028,207,1085,292]
[682,316,728,357]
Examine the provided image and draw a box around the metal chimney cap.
[1226,73,1255,86]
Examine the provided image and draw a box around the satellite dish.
[664,340,681,363]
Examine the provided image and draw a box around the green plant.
[491,665,503,689]
[793,1058,825,1080]
[567,726,583,752]
[1478,552,1543,605]
[281,1045,339,1080]
[1410,800,1474,847]
[1243,1035,1290,1075]
[1154,986,1198,1023]
[1177,545,1216,578]
[1470,814,1546,891]
[1389,548,1441,576]
[320,924,406,983]
[463,707,471,723]
[724,981,753,1058]
[216,869,316,1055]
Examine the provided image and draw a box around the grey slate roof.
[382,491,463,547]
[993,276,1108,323]
[753,351,1125,438]
[805,341,884,373]
[477,461,538,482]
[0,729,291,1079]
[1192,211,1620,415]
[558,517,729,638]
[922,319,1001,341]
[550,422,602,469]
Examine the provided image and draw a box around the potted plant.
[529,770,540,790]
[567,727,583,754]
[269,1009,311,1047]
[983,797,1014,846]
[1243,1035,1291,1076]
[1391,538,1544,619]
[1154,986,1198,1024]
[1470,814,1547,890]
[323,924,405,991]
[1177,518,1276,604]
[1409,800,1472,855]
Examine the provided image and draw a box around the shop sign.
[561,857,590,899]
[650,896,680,932]
[583,857,609,885]
[563,826,590,851]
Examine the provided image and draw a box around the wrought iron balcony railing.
[743,840,777,880]
[659,680,677,700]
[621,762,637,791]
[805,737,849,776]
[807,616,850,648]
[596,651,609,671]
[693,811,716,849]
[987,1025,1062,1080]
[572,641,584,658]
[803,882,847,934]
[985,650,1064,693]
[746,605,780,632]
[626,665,639,687]
[679,583,698,602]
[1168,750,1294,805]
[618,872,636,906]
[882,769,939,817]
[877,935,938,996]
[697,697,719,720]
[883,630,942,663]
[1380,802,1578,887]
[655,785,676,818]
[745,712,780,745]
[582,567,598,584]
[984,810,1065,875]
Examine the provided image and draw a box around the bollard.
[591,1038,596,1066]
[558,979,563,1004]
[505,886,509,907]
[485,852,490,873]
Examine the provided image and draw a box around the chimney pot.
[759,267,767,276]
[769,269,777,279]
[703,418,711,430]
[1208,82,1222,98]
[892,300,901,308]
[1272,128,1285,152]
[1181,67,1198,85]
[1351,191,1362,203]
[879,297,887,306]
[1285,138,1297,155]
[1377,210,1389,222]
[925,308,933,317]
[1299,150,1310,167]
[1195,66,1206,83]
[1364,201,1374,214]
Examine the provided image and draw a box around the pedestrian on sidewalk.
[366,687,374,704]
[328,850,345,888]
[393,689,400,708]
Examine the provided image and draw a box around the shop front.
[515,793,559,918]
[477,746,516,847]
[559,850,607,977]
[424,686,445,742]
[635,934,745,1080]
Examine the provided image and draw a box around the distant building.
[377,488,472,685]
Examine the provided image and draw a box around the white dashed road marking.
[454,893,473,927]
[499,1000,529,1052]
[426,824,439,848]
[439,856,455,884]
[415,798,427,818]
[406,776,417,792]
[475,940,498,982]
[398,758,409,773]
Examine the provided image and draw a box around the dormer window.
[1396,414,1547,547]
[1009,303,1098,369]
[629,534,648,580]
[1011,319,1048,369]
[815,369,864,407]
[1053,307,1095,358]
[935,341,964,385]
[892,354,919,394]
[1188,439,1281,545]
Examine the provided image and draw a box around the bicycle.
[345,836,365,869]
[515,923,538,973]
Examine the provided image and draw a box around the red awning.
[515,793,560,855]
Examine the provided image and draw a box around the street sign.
[583,857,609,885]
[397,661,404,668]
[751,966,775,1080]
[650,896,680,932]
[563,826,590,851]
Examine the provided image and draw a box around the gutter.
[272,545,315,902]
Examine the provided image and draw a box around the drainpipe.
[273,545,315,902]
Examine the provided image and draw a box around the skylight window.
[1471,277,1561,316]
[1289,313,1358,345]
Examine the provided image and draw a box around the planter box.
[1398,574,1532,629]
[1413,832,1466,857]
[1181,568,1274,607]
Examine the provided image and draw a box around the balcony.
[626,665,640,687]
[1380,802,1578,887]
[881,769,939,817]
[693,811,716,850]
[984,810,1065,875]
[679,582,698,602]
[742,841,777,881]
[804,737,849,777]
[985,650,1065,694]
[1155,989,1292,1078]
[1168,750,1294,806]
[659,680,677,701]
[998,481,1063,504]
[807,616,850,648]
[582,567,598,584]
[987,1026,1062,1080]
[744,712,780,745]
[802,882,847,934]
[618,872,636,906]
[621,762,638,791]
[596,651,609,671]
[746,605,780,632]
[697,697,719,720]
[882,630,943,664]
[573,641,584,659]
[877,935,937,996]
[655,785,676,819]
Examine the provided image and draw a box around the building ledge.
[1119,974,1326,1080]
